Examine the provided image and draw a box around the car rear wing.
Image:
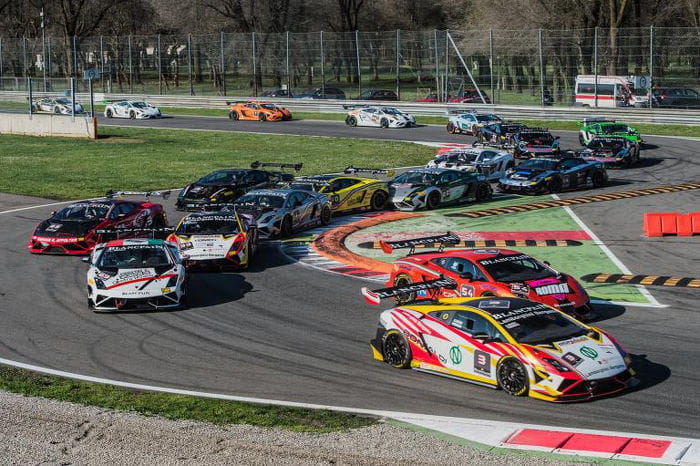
[93,227,174,239]
[343,166,395,177]
[342,104,368,110]
[470,141,512,150]
[293,177,332,186]
[250,161,303,171]
[446,108,477,115]
[581,117,615,125]
[182,202,237,211]
[105,190,171,200]
[521,127,549,133]
[361,277,457,305]
[378,232,461,255]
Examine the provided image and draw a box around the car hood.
[505,168,547,181]
[389,183,428,197]
[93,265,176,289]
[181,183,222,199]
[535,333,626,380]
[34,219,102,237]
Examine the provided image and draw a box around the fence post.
[489,29,494,104]
[649,25,653,109]
[128,35,133,93]
[594,27,598,108]
[444,29,449,100]
[320,31,325,96]
[433,29,440,102]
[73,35,78,80]
[70,76,75,120]
[538,29,544,107]
[395,29,400,99]
[220,31,226,95]
[188,34,193,96]
[252,32,257,96]
[0,38,4,89]
[22,37,27,77]
[47,39,52,80]
[157,34,162,95]
[27,77,32,116]
[286,31,291,94]
[100,35,104,92]
[355,30,361,97]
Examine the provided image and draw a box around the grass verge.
[0,365,375,432]
[0,126,433,199]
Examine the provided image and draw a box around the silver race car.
[85,238,187,312]
[344,106,416,128]
[233,189,332,238]
[31,97,84,114]
[427,146,515,181]
[104,101,161,119]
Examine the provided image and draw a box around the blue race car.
[498,156,607,194]
[476,122,528,144]
[446,110,502,135]
[580,136,640,168]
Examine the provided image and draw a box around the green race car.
[579,118,642,145]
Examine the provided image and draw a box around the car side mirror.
[555,136,561,139]
[543,261,551,266]
[81,257,91,264]
[50,211,56,216]
[459,272,473,281]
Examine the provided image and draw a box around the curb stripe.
[357,239,583,249]
[581,273,700,288]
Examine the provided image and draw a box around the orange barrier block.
[644,212,700,237]
[690,212,700,235]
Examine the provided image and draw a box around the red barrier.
[644,212,700,237]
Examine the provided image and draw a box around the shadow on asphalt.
[589,302,626,323]
[627,353,672,394]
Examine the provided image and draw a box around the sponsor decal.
[161,287,171,293]
[45,223,62,232]
[490,303,554,324]
[562,352,583,367]
[474,350,491,375]
[478,254,530,266]
[534,283,570,296]
[449,346,462,364]
[580,346,599,359]
[438,354,447,364]
[441,313,451,320]
[478,299,511,310]
[114,269,152,283]
[460,284,475,297]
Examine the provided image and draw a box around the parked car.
[359,89,398,101]
[652,87,700,108]
[260,89,293,97]
[449,89,490,104]
[294,87,346,99]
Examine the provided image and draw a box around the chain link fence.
[0,27,698,107]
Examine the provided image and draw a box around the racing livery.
[365,295,635,402]
[580,137,641,167]
[86,239,187,311]
[288,167,391,214]
[371,235,592,319]
[227,101,292,121]
[498,156,607,194]
[344,106,416,128]
[426,147,514,181]
[511,128,561,158]
[475,122,528,144]
[176,162,302,210]
[28,198,167,255]
[578,118,642,145]
[233,189,331,238]
[31,97,84,114]
[167,210,257,271]
[446,111,502,135]
[104,101,161,119]
[388,168,493,211]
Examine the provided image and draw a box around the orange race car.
[227,101,292,122]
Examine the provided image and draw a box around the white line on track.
[0,197,102,215]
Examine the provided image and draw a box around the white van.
[575,75,649,108]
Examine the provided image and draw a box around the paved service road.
[1,117,698,438]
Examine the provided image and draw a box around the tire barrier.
[447,182,700,219]
[581,273,700,288]
[357,239,583,249]
[644,212,700,237]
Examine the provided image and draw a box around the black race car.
[511,128,561,159]
[175,162,302,210]
[498,156,607,194]
[580,137,640,168]
[476,122,529,144]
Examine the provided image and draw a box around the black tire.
[106,109,113,118]
[54,106,61,114]
[591,170,606,187]
[129,111,136,119]
[259,112,267,121]
[497,357,529,396]
[548,177,563,193]
[426,190,441,210]
[475,182,493,201]
[393,274,415,304]
[229,111,239,120]
[279,215,293,238]
[446,121,457,134]
[382,329,412,369]
[505,160,515,170]
[370,190,388,211]
[380,118,389,128]
[347,116,357,127]
[87,297,94,310]
[578,133,585,145]
[319,205,332,225]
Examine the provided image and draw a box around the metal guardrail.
[2,91,700,124]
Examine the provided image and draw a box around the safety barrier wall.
[643,212,700,237]
[0,113,96,139]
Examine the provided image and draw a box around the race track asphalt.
[1,116,698,438]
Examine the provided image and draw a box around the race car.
[227,101,292,121]
[426,147,514,181]
[498,156,607,194]
[175,162,302,210]
[85,238,187,311]
[388,167,493,211]
[233,189,331,238]
[288,167,391,214]
[578,117,642,145]
[167,210,258,271]
[369,234,592,319]
[31,97,84,114]
[446,110,502,135]
[364,294,634,402]
[511,128,561,158]
[28,195,168,255]
[580,137,641,167]
[104,101,161,119]
[344,106,416,128]
[475,122,528,144]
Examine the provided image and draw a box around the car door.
[110,202,138,229]
[436,171,466,201]
[558,158,587,188]
[431,257,487,298]
[285,192,305,225]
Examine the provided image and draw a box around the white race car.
[32,97,84,115]
[427,146,515,181]
[85,238,186,311]
[167,210,258,271]
[104,101,161,119]
[344,106,416,128]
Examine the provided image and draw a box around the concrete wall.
[0,114,97,139]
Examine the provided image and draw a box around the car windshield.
[588,139,625,151]
[476,114,499,122]
[97,244,172,269]
[632,88,648,96]
[235,193,286,209]
[198,171,240,185]
[53,203,110,221]
[436,151,478,164]
[176,215,239,235]
[495,305,589,345]
[601,124,629,133]
[55,98,71,104]
[392,171,438,185]
[478,254,554,282]
[516,159,558,171]
[261,104,278,109]
[381,107,401,114]
[131,102,149,108]
[520,132,553,144]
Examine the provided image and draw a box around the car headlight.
[543,357,571,372]
[94,278,106,290]
[166,274,178,287]
[529,181,538,185]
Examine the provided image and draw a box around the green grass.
[0,365,374,432]
[0,126,434,199]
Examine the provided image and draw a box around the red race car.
[369,232,593,320]
[28,191,169,255]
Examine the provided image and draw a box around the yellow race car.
[288,167,393,214]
